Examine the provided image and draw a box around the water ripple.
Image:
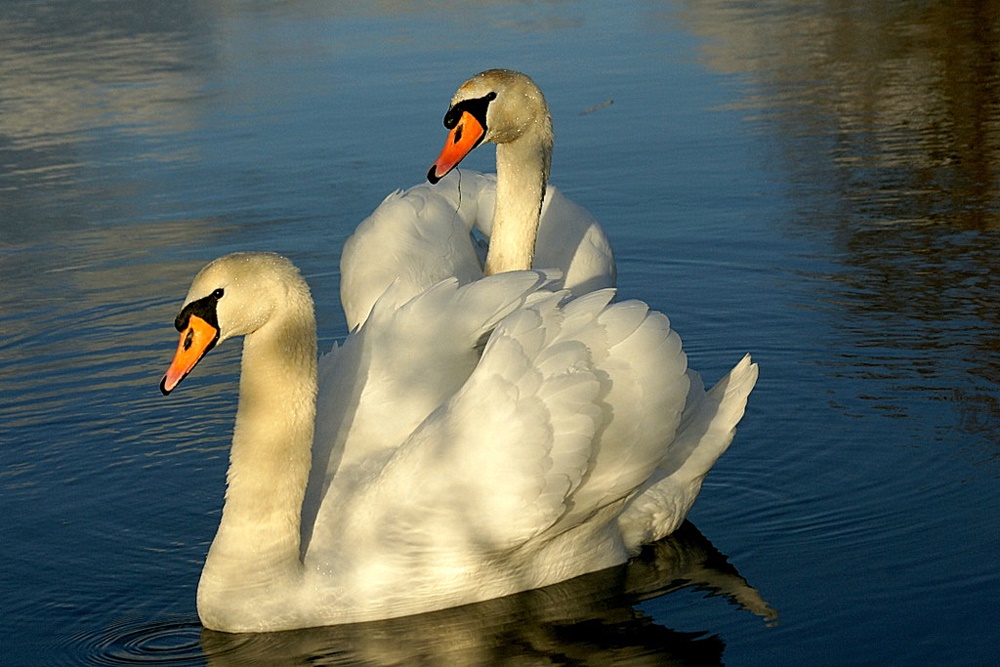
[69,617,205,666]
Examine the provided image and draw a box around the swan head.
[159,252,306,395]
[428,69,553,183]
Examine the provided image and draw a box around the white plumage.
[157,70,757,633]
[161,253,756,632]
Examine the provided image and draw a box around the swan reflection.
[201,522,775,665]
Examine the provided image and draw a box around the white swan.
[160,252,757,632]
[340,69,615,330]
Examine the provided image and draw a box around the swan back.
[340,174,494,330]
[304,281,693,620]
[341,172,615,331]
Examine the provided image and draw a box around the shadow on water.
[678,0,1000,468]
[69,523,774,665]
[195,523,774,666]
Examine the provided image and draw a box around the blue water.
[1,1,997,664]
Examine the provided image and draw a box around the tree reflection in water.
[678,0,1000,464]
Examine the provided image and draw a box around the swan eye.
[443,92,496,130]
[443,107,461,129]
[175,289,224,332]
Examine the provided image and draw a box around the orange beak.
[427,110,487,184]
[160,314,219,395]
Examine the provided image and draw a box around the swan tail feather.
[618,354,759,551]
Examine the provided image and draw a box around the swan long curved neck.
[484,124,553,275]
[199,298,317,616]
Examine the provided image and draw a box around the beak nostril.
[183,328,194,351]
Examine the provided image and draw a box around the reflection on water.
[196,523,774,666]
[61,524,774,665]
[682,0,1000,224]
[680,0,1000,465]
[0,0,216,238]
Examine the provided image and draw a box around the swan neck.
[199,299,317,623]
[485,130,552,275]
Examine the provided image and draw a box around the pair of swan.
[160,70,758,633]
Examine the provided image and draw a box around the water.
[1,1,997,664]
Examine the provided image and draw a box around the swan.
[160,251,757,632]
[340,69,615,330]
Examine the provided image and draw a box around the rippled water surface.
[2,1,997,665]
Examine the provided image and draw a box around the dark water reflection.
[58,524,773,665]
[680,0,1000,466]
[196,524,771,666]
